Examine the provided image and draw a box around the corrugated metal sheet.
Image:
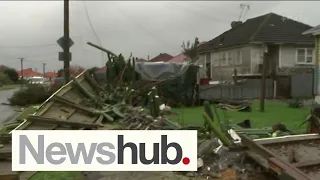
[199,79,274,100]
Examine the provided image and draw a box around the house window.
[234,50,242,65]
[296,48,313,64]
[220,52,227,66]
[227,51,233,65]
[211,53,219,66]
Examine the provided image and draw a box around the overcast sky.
[0,1,319,72]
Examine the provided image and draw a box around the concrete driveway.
[0,88,19,123]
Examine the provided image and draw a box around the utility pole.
[260,52,268,112]
[43,63,46,78]
[19,58,24,80]
[63,0,70,83]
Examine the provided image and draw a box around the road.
[0,88,19,123]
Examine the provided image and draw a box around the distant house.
[149,53,173,62]
[198,12,315,81]
[17,68,42,79]
[96,66,107,73]
[136,58,147,62]
[167,42,207,63]
[44,72,57,78]
[167,53,187,63]
[303,25,320,94]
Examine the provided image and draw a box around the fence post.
[260,52,268,112]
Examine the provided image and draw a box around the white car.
[29,77,44,84]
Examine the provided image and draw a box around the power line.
[165,2,230,24]
[116,5,176,48]
[175,2,239,19]
[0,44,57,48]
[82,1,105,63]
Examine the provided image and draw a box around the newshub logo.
[12,130,197,171]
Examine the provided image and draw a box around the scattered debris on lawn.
[300,104,320,133]
[216,100,252,112]
[0,45,314,180]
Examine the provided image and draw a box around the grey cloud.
[0,1,319,72]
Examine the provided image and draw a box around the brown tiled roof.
[149,53,173,62]
[199,12,314,52]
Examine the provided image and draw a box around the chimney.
[231,21,242,28]
[147,55,150,61]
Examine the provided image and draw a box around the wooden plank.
[27,116,101,129]
[0,172,19,180]
[84,71,103,94]
[0,134,11,143]
[268,157,311,180]
[0,144,12,160]
[0,150,12,160]
[293,159,320,168]
[256,134,320,145]
[52,95,95,114]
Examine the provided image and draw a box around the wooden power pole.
[63,0,70,83]
[260,52,268,112]
[43,63,46,78]
[19,58,24,80]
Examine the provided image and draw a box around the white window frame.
[234,50,242,65]
[296,48,313,64]
[220,52,227,66]
[227,51,233,65]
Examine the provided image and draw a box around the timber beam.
[27,116,102,129]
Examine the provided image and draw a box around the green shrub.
[0,72,12,84]
[8,84,62,106]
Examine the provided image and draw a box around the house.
[44,72,57,78]
[167,41,207,63]
[197,12,315,81]
[167,53,187,63]
[149,53,173,62]
[303,25,320,95]
[17,68,42,79]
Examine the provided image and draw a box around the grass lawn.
[0,84,20,91]
[171,100,311,133]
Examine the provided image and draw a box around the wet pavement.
[0,88,19,123]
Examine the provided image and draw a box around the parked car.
[29,77,44,84]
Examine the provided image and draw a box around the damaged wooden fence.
[0,70,105,180]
